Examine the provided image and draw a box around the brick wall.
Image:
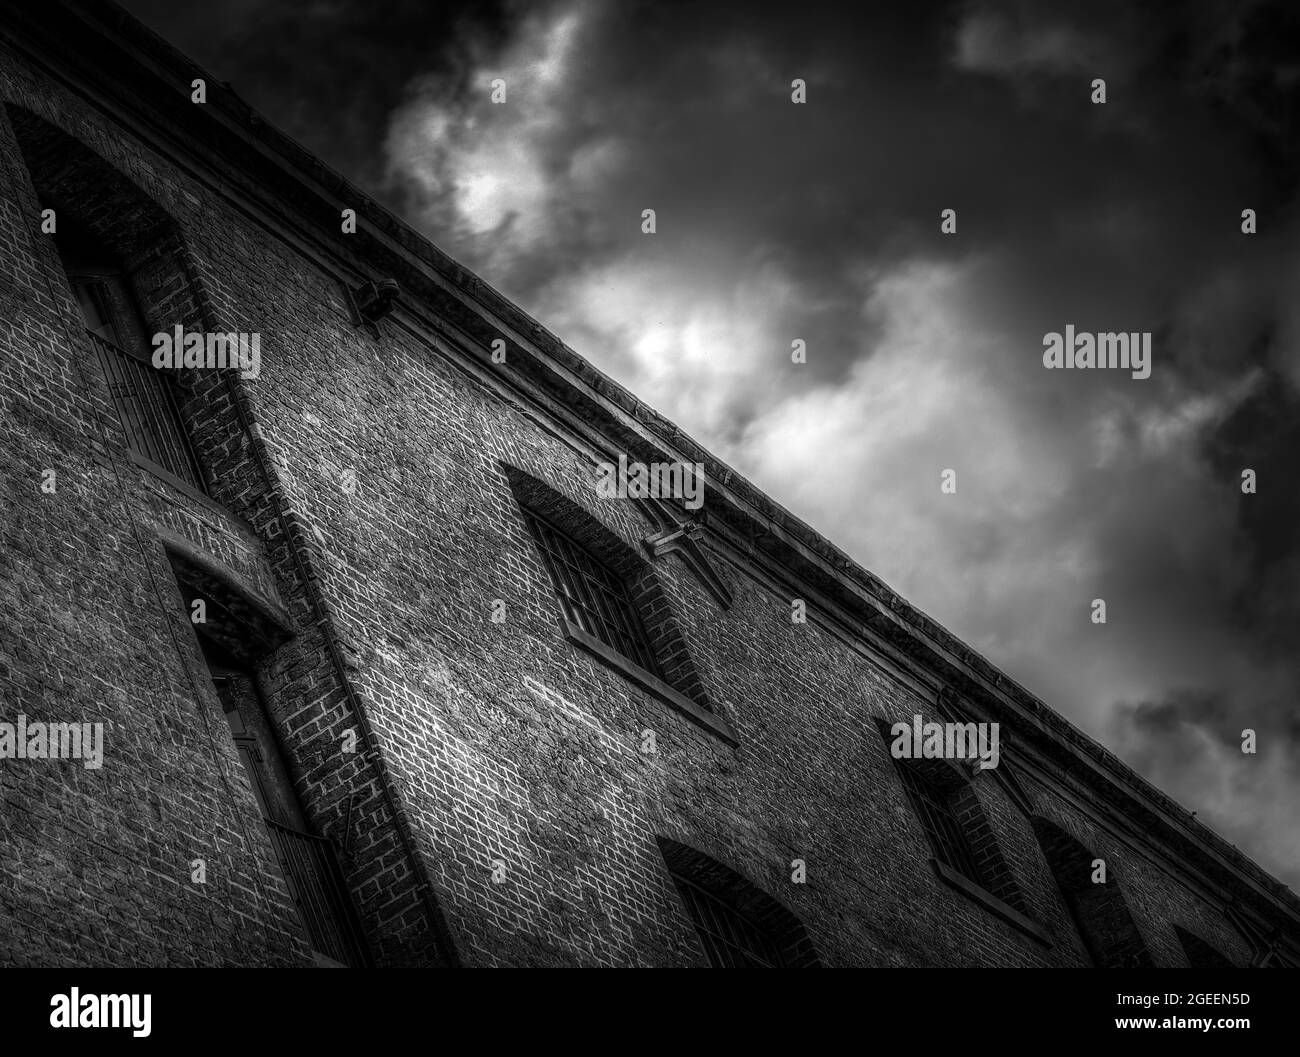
[0,4,1296,969]
[0,65,311,966]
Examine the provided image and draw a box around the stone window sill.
[930,858,1053,948]
[558,618,737,747]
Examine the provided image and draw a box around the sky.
[120,0,1300,890]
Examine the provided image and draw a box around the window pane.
[68,276,204,490]
[671,873,783,968]
[522,509,660,676]
[895,763,985,886]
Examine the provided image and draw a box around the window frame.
[65,269,207,492]
[520,504,662,678]
[669,870,786,968]
[893,758,986,887]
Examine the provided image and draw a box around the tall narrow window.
[894,760,986,887]
[522,506,661,676]
[195,635,372,968]
[61,252,204,490]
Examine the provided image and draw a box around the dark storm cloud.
[119,0,524,189]
[119,0,1300,886]
[1114,686,1300,879]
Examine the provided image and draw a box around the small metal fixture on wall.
[344,278,401,338]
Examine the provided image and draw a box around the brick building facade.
[1,1,1297,968]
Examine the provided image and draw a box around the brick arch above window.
[1173,925,1235,968]
[1030,815,1154,967]
[8,104,213,494]
[658,837,822,968]
[5,105,176,262]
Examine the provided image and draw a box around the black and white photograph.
[0,0,1297,1037]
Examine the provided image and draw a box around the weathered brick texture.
[0,1,1297,968]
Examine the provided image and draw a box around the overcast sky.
[121,0,1300,890]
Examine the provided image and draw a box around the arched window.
[502,465,735,743]
[8,106,205,491]
[658,838,821,967]
[877,719,1027,914]
[1031,817,1153,967]
[894,757,985,883]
